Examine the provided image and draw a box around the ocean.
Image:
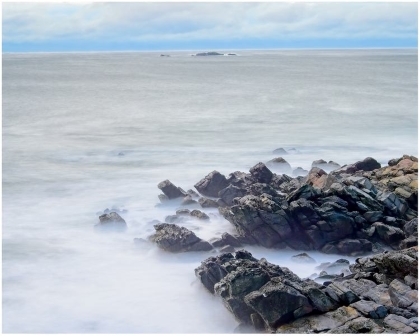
[2,49,418,333]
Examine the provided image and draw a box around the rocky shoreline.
[97,153,418,333]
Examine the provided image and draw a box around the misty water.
[3,49,418,333]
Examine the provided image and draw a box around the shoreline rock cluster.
[95,153,418,333]
[195,247,418,333]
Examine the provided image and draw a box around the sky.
[2,2,418,52]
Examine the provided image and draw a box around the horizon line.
[3,46,418,54]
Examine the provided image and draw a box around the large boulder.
[194,171,229,197]
[150,223,212,252]
[249,162,273,184]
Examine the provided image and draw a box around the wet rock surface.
[149,155,418,333]
[195,248,417,333]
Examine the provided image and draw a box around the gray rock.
[194,170,229,197]
[277,306,360,333]
[210,232,242,248]
[325,282,360,305]
[273,148,288,155]
[350,300,388,319]
[218,184,247,206]
[383,314,416,333]
[219,245,236,253]
[198,197,219,208]
[404,218,418,237]
[157,179,187,199]
[96,212,127,231]
[249,162,273,184]
[388,279,418,309]
[266,157,292,173]
[244,278,313,328]
[327,316,384,333]
[292,167,309,177]
[190,209,210,220]
[150,223,212,252]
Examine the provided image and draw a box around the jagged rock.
[157,179,187,199]
[96,212,127,231]
[291,253,316,264]
[187,189,200,198]
[339,157,381,174]
[404,218,418,237]
[249,162,273,184]
[150,223,212,252]
[372,222,405,246]
[227,171,256,189]
[349,247,418,283]
[340,278,377,297]
[194,171,229,197]
[350,300,388,319]
[244,277,313,328]
[388,279,418,309]
[364,284,393,306]
[327,316,384,333]
[335,239,372,255]
[404,275,418,290]
[218,185,247,206]
[277,306,360,333]
[198,197,219,208]
[210,232,242,248]
[324,282,360,305]
[190,209,210,220]
[305,167,328,188]
[383,314,416,333]
[400,236,418,249]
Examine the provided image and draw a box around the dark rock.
[244,278,313,328]
[194,51,223,56]
[227,171,256,189]
[400,236,418,249]
[194,171,229,197]
[175,209,190,215]
[96,212,127,231]
[198,197,219,208]
[340,278,377,297]
[218,185,247,206]
[190,209,210,220]
[373,222,405,246]
[249,162,273,184]
[404,275,418,290]
[291,253,316,264]
[350,300,388,319]
[157,179,187,199]
[355,157,381,171]
[335,238,372,255]
[158,194,169,203]
[324,282,360,305]
[404,218,418,237]
[150,223,212,252]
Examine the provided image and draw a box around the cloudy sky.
[2,2,418,52]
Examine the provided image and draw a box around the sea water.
[2,49,418,333]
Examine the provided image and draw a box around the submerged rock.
[291,253,316,264]
[95,212,127,232]
[157,179,187,199]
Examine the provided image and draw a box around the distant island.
[160,54,170,57]
[192,52,237,56]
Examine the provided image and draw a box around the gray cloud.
[2,2,418,43]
